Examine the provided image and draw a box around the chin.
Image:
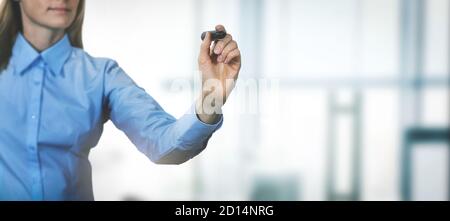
[46,19,73,30]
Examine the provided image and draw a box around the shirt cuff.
[187,102,223,131]
[170,103,223,151]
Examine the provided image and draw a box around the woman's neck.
[21,15,65,52]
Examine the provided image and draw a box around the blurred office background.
[82,0,449,200]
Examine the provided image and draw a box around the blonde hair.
[0,0,85,71]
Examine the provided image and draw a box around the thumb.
[199,32,212,64]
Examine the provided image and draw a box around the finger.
[199,32,212,64]
[210,41,217,55]
[224,48,241,64]
[209,43,219,63]
[218,41,238,63]
[215,24,226,33]
[213,34,232,55]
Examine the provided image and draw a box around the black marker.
[201,30,227,41]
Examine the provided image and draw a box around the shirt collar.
[12,33,73,76]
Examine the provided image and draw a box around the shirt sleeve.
[103,60,223,164]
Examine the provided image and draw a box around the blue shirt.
[0,34,222,201]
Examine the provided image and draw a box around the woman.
[0,0,241,200]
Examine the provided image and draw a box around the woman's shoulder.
[69,48,119,73]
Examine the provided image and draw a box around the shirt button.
[31,115,36,119]
[38,61,46,68]
[33,74,41,83]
